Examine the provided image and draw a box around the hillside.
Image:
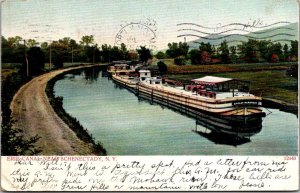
[185,22,298,49]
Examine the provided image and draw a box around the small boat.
[112,69,265,117]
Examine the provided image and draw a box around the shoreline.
[45,66,107,155]
[262,98,298,115]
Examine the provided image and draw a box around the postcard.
[1,0,299,191]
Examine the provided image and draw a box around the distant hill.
[185,22,298,49]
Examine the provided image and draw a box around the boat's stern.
[220,96,266,117]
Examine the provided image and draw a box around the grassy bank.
[165,62,298,106]
[165,61,296,74]
[46,70,107,155]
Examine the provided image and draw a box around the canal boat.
[112,69,265,117]
[107,63,136,74]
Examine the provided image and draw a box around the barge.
[112,69,265,117]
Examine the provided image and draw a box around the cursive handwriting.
[3,156,297,191]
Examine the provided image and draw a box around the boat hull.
[112,74,265,117]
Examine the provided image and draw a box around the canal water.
[54,67,298,155]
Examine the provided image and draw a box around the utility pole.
[49,43,52,70]
[71,46,74,65]
[24,40,29,77]
[93,46,95,64]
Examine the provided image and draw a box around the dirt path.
[10,65,97,155]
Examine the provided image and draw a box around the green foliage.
[156,51,166,59]
[283,44,289,61]
[157,61,168,75]
[218,40,230,64]
[2,35,298,67]
[1,70,41,155]
[199,42,214,55]
[27,46,45,74]
[174,57,187,66]
[1,123,41,155]
[166,42,189,58]
[229,46,237,64]
[80,35,95,46]
[137,46,152,63]
[290,40,298,57]
[189,49,200,64]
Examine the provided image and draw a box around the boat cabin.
[139,70,162,85]
[185,76,251,99]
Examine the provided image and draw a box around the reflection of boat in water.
[137,95,263,146]
[193,113,262,146]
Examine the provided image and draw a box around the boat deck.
[141,83,260,102]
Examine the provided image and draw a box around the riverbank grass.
[167,70,297,105]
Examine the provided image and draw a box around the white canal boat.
[112,69,265,117]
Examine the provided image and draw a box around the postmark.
[115,18,157,50]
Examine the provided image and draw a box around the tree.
[189,49,200,64]
[120,43,128,60]
[80,35,94,47]
[157,61,167,75]
[137,46,152,64]
[238,39,259,63]
[200,51,211,64]
[2,36,25,63]
[257,40,272,62]
[155,51,166,59]
[110,46,123,61]
[174,57,187,66]
[268,42,283,62]
[26,39,38,48]
[229,46,237,64]
[50,41,65,68]
[101,44,112,62]
[219,40,230,64]
[290,40,298,58]
[26,47,45,75]
[178,42,189,57]
[199,42,213,54]
[283,43,289,61]
[128,50,138,60]
[166,42,189,58]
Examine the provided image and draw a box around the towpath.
[10,65,97,155]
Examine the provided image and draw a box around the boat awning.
[192,76,233,85]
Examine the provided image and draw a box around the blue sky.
[1,0,299,50]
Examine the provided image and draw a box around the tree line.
[2,35,298,75]
[2,35,143,75]
[156,39,298,65]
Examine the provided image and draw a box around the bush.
[1,70,41,155]
[174,58,187,66]
[157,61,168,75]
[156,51,166,59]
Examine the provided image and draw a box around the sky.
[1,0,299,50]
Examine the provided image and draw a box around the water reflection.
[135,89,263,146]
[83,67,102,82]
[193,115,262,146]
